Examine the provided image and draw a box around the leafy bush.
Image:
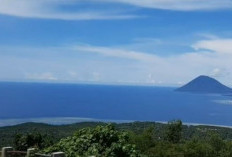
[14,132,54,151]
[43,124,141,157]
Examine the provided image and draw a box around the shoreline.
[0,117,133,127]
[1,117,232,129]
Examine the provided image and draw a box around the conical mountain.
[176,75,232,93]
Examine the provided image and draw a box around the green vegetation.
[43,125,139,157]
[0,122,106,148]
[14,132,54,151]
[2,121,232,156]
[128,121,232,157]
[165,120,182,143]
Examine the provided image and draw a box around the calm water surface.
[0,82,232,126]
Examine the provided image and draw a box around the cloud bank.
[193,39,232,54]
[1,0,232,20]
[1,35,232,86]
[98,0,232,11]
[0,0,136,20]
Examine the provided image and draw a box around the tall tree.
[166,120,182,143]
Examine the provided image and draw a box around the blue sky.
[1,0,232,86]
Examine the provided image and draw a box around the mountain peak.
[197,75,212,79]
[195,75,216,80]
[176,75,232,94]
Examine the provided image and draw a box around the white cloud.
[74,45,162,62]
[1,36,232,86]
[192,39,232,54]
[73,37,232,86]
[67,71,78,77]
[0,0,136,20]
[25,72,58,81]
[211,68,222,77]
[96,0,232,11]
[1,0,231,20]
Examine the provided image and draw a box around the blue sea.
[1,82,232,127]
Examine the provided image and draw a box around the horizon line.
[0,79,180,87]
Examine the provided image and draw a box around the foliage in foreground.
[43,125,140,157]
[14,132,54,151]
[4,121,232,156]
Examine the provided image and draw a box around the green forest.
[2,121,232,156]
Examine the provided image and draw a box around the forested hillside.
[2,121,232,156]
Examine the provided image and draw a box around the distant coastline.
[0,117,133,127]
[1,117,232,129]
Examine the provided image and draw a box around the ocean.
[1,82,232,126]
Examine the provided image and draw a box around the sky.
[1,0,232,86]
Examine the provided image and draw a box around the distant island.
[176,75,232,94]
